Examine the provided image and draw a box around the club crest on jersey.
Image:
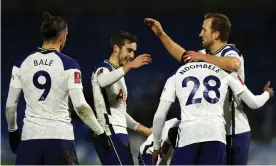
[74,72,81,84]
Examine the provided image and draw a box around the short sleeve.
[66,60,83,90]
[224,50,242,63]
[221,46,243,62]
[68,69,83,90]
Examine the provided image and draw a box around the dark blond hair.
[204,13,231,42]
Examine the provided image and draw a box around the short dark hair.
[40,12,68,42]
[110,31,137,50]
[204,13,231,42]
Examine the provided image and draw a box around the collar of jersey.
[37,47,59,53]
[209,44,235,55]
[105,60,119,69]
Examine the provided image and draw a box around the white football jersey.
[160,62,246,147]
[140,118,180,165]
[91,60,128,135]
[200,44,249,135]
[9,48,83,140]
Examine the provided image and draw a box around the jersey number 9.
[33,70,52,101]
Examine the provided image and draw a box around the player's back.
[172,62,232,146]
[14,48,81,140]
[175,62,230,119]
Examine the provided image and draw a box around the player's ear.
[113,44,120,54]
[60,32,67,41]
[213,31,220,40]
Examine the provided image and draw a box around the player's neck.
[209,41,227,54]
[41,42,61,52]
[108,54,120,68]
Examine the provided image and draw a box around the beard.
[202,40,213,50]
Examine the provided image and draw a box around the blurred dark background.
[1,0,276,164]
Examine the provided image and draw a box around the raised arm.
[95,54,152,88]
[145,18,185,63]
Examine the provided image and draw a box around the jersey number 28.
[33,70,51,101]
[182,75,221,105]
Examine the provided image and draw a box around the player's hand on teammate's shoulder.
[144,18,165,37]
[183,51,206,63]
[264,81,274,97]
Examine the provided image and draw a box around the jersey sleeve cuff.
[8,126,18,132]
[263,91,270,100]
[154,141,162,150]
